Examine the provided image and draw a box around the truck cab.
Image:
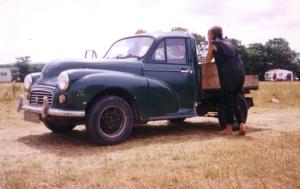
[17,32,258,145]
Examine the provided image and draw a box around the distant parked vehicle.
[0,68,12,82]
[264,69,294,81]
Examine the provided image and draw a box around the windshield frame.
[104,36,154,60]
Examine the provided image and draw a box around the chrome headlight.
[58,71,69,91]
[24,74,32,90]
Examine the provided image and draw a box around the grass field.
[0,82,299,189]
[251,82,300,107]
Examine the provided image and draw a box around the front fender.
[66,71,149,119]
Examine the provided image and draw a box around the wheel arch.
[85,87,141,123]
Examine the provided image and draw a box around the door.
[143,38,195,117]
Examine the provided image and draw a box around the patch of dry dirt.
[0,107,299,160]
[0,107,299,188]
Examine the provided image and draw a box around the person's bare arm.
[204,43,217,64]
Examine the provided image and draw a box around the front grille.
[29,88,53,106]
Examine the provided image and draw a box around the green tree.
[192,33,207,45]
[265,38,297,70]
[29,64,44,73]
[135,29,146,34]
[246,43,269,79]
[192,33,208,63]
[228,37,300,79]
[296,58,300,78]
[15,56,31,81]
[229,38,251,73]
[288,56,300,78]
[10,67,20,81]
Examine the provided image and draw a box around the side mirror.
[85,50,98,59]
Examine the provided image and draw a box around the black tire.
[86,96,133,145]
[43,119,76,133]
[169,118,185,124]
[218,94,248,131]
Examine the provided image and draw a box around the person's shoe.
[239,123,246,136]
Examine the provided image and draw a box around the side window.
[166,39,187,64]
[152,41,166,62]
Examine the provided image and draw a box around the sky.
[0,0,299,64]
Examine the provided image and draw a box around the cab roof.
[134,32,194,40]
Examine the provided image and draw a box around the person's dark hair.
[208,26,223,40]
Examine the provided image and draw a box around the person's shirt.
[210,39,240,69]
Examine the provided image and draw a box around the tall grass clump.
[0,83,22,102]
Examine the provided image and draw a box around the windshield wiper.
[115,54,141,59]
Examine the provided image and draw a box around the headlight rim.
[58,71,69,91]
[24,74,33,90]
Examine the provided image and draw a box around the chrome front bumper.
[16,95,85,118]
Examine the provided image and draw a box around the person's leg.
[232,93,246,135]
[226,93,235,135]
[232,92,244,123]
[219,92,234,135]
[239,122,246,135]
[235,72,246,135]
[219,68,236,136]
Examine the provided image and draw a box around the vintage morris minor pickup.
[17,32,258,145]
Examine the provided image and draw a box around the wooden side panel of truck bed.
[201,63,259,90]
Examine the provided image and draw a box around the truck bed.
[200,63,259,91]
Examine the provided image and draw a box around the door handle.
[180,68,193,74]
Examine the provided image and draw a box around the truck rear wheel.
[86,96,133,145]
[218,95,248,131]
[43,119,76,133]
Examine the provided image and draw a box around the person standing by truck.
[205,26,246,136]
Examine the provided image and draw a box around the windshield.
[104,37,153,59]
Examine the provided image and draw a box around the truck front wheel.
[218,95,248,131]
[86,96,133,145]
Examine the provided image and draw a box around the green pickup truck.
[17,32,258,145]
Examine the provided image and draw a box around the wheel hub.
[100,107,125,135]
